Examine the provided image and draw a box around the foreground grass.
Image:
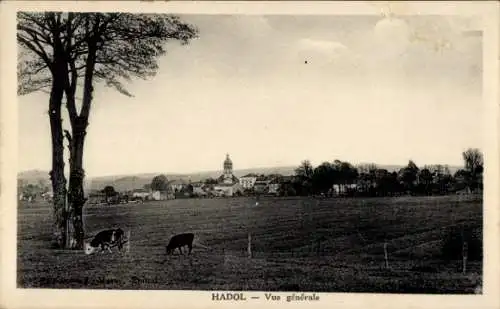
[17,195,482,293]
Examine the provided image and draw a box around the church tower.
[223,153,233,184]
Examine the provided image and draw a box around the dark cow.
[84,228,125,255]
[166,233,194,255]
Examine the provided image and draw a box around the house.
[254,180,271,194]
[239,173,258,189]
[268,181,280,195]
[192,186,208,197]
[214,183,244,197]
[151,190,174,201]
[191,182,204,188]
[132,189,151,200]
[332,183,359,195]
[169,179,188,193]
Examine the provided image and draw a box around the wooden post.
[247,232,252,259]
[384,242,389,269]
[246,198,252,259]
[126,230,131,254]
[462,240,468,275]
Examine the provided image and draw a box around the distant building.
[132,189,151,199]
[332,183,359,195]
[151,190,174,201]
[268,179,281,195]
[254,180,271,194]
[191,182,204,188]
[87,190,106,204]
[213,154,243,197]
[239,173,258,189]
[189,181,208,197]
[193,186,208,197]
[169,179,188,193]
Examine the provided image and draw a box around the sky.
[18,14,483,177]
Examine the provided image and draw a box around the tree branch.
[63,12,79,123]
[18,13,49,31]
[17,25,53,45]
[17,34,53,70]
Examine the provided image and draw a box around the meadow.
[17,195,482,293]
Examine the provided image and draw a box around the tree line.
[282,148,483,197]
[106,148,483,199]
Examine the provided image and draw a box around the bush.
[279,186,296,197]
[441,225,482,261]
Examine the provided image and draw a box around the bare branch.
[18,12,52,33]
[65,60,79,122]
[17,25,52,45]
[18,60,52,95]
[17,33,53,69]
[18,12,198,100]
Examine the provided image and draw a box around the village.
[16,154,276,203]
[19,154,321,204]
[18,152,474,206]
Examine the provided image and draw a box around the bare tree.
[462,148,484,191]
[295,160,314,179]
[17,12,198,249]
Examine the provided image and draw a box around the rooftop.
[241,173,259,178]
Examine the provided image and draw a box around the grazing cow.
[84,228,125,255]
[166,233,194,255]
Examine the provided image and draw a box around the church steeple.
[223,154,233,184]
[223,153,233,171]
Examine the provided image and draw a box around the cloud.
[297,38,348,54]
[373,17,411,56]
[294,38,348,64]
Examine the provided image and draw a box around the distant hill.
[18,169,49,181]
[18,164,461,193]
[17,169,94,191]
[17,169,51,188]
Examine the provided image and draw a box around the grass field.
[17,195,483,293]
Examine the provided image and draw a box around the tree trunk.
[64,36,97,250]
[48,79,67,249]
[67,118,88,249]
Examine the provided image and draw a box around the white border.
[1,2,499,309]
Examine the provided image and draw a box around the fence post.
[126,230,131,254]
[462,240,468,274]
[247,232,252,259]
[246,198,253,259]
[384,242,389,269]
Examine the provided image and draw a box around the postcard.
[1,1,499,309]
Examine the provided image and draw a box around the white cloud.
[297,38,348,53]
[293,38,348,65]
[373,17,411,58]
